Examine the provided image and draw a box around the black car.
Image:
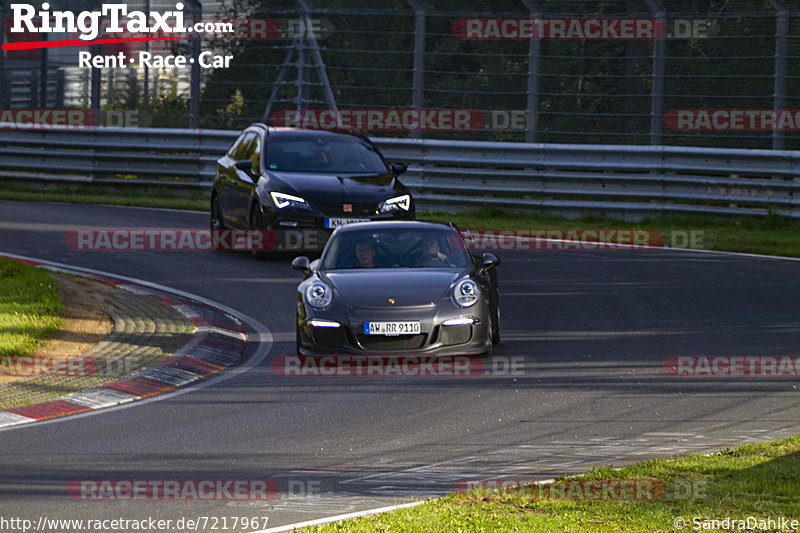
[291,221,501,356]
[210,124,415,258]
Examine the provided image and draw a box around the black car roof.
[247,122,370,141]
[333,220,457,234]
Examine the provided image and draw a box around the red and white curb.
[0,255,249,428]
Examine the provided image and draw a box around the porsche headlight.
[305,282,333,309]
[453,278,480,307]
[271,192,310,210]
[380,194,411,213]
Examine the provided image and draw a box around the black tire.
[491,305,501,345]
[249,204,270,260]
[484,314,494,356]
[296,321,302,355]
[210,194,225,231]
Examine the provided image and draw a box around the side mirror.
[481,252,501,271]
[291,256,311,275]
[234,159,253,171]
[390,162,408,176]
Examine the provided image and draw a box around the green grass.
[307,435,800,532]
[422,208,800,258]
[0,258,63,357]
[0,182,208,211]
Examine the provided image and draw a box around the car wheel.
[249,204,270,260]
[296,321,302,355]
[491,305,501,344]
[484,314,494,356]
[210,194,225,231]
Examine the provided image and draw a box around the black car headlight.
[271,192,311,211]
[453,278,480,308]
[305,281,333,309]
[379,194,411,213]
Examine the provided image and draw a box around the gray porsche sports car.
[291,221,501,355]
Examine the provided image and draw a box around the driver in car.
[417,235,450,266]
[324,149,347,170]
[355,239,378,268]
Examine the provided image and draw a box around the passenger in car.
[417,235,450,266]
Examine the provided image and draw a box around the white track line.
[254,500,427,533]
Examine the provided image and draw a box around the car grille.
[356,333,426,351]
[312,327,348,349]
[317,202,379,217]
[438,324,472,346]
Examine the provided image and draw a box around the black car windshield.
[266,133,389,173]
[322,228,470,270]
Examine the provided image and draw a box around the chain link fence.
[1,0,799,149]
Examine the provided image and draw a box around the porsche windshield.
[265,134,389,174]
[322,228,470,270]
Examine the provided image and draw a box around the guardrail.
[1,127,798,218]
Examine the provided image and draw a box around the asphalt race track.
[1,199,799,531]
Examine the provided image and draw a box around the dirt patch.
[0,272,114,385]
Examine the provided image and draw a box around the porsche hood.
[325,270,460,309]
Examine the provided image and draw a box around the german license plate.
[364,321,421,336]
[325,218,370,229]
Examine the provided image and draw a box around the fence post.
[407,0,426,140]
[91,44,101,121]
[39,36,48,107]
[144,0,150,105]
[0,6,5,109]
[769,0,787,151]
[188,0,201,129]
[299,0,339,119]
[644,0,665,146]
[55,70,64,107]
[521,0,542,143]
